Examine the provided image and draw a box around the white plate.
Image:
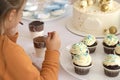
[22,12,65,22]
[22,7,70,22]
[60,42,120,80]
[66,18,120,39]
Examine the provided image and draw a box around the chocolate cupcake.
[114,44,120,56]
[103,34,119,54]
[70,42,89,59]
[103,54,120,77]
[82,34,97,53]
[33,36,46,57]
[72,50,92,75]
[29,21,44,38]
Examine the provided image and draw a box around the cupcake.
[82,34,97,53]
[70,42,89,59]
[33,36,46,57]
[114,44,120,56]
[72,51,92,75]
[103,54,120,77]
[103,34,119,54]
[29,21,44,39]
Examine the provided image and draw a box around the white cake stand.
[66,18,120,39]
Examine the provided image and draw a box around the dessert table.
[17,0,120,80]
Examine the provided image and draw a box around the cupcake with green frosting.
[103,34,119,54]
[72,51,92,75]
[114,44,120,56]
[82,34,97,53]
[70,42,89,58]
[103,54,120,77]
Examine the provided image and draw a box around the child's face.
[5,4,25,31]
[14,5,25,27]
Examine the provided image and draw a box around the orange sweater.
[0,33,60,80]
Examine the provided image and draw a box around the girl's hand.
[45,31,61,51]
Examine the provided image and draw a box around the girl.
[0,0,61,80]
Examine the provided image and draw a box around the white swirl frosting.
[103,34,119,46]
[70,42,88,54]
[103,54,120,66]
[115,44,120,54]
[82,34,96,46]
[73,53,92,66]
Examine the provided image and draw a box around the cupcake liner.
[103,45,115,54]
[103,66,120,77]
[74,63,92,75]
[103,42,119,54]
[87,42,97,54]
[88,46,97,53]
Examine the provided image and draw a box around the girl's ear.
[8,9,17,21]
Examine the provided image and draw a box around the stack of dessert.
[69,33,120,77]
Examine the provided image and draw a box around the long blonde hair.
[0,0,26,35]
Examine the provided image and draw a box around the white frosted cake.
[71,0,120,36]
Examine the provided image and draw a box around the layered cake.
[29,21,44,38]
[33,36,46,57]
[71,0,120,36]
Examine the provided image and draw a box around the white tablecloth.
[17,1,120,80]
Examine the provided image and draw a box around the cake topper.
[99,0,113,12]
[109,26,117,34]
[103,26,117,35]
[87,0,94,6]
[101,4,109,12]
[79,0,95,8]
[79,0,88,8]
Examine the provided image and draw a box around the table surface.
[17,0,120,80]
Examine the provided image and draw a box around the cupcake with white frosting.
[103,34,119,54]
[73,51,92,75]
[70,42,89,58]
[114,44,120,56]
[103,54,120,77]
[82,34,97,53]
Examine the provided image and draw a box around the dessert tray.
[60,40,120,80]
[22,10,68,22]
[66,18,120,39]
[22,1,70,22]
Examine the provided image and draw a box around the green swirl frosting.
[103,54,120,66]
[103,34,119,46]
[70,42,88,54]
[115,44,120,54]
[73,52,92,66]
[82,34,96,46]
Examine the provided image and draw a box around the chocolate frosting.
[29,21,44,32]
[33,36,46,48]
